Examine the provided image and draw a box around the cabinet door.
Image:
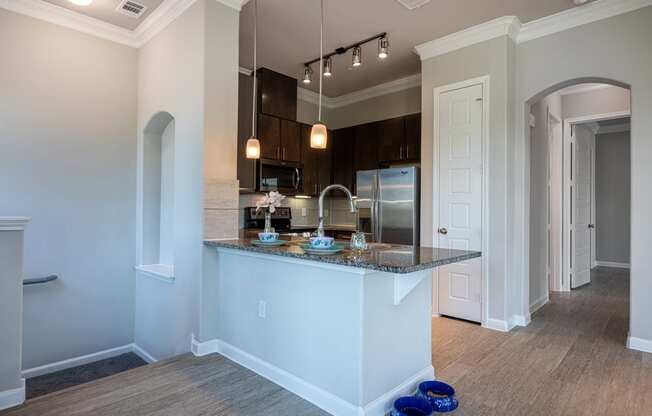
[300,124,318,196]
[258,113,281,160]
[317,130,333,193]
[237,73,256,190]
[354,122,379,171]
[257,68,298,121]
[378,117,405,162]
[331,128,355,192]
[281,119,302,162]
[404,113,421,161]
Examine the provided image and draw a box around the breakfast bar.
[203,238,479,416]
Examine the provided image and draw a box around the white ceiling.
[239,0,579,97]
[43,0,163,30]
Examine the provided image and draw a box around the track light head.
[302,66,313,84]
[352,46,362,67]
[324,57,333,77]
[378,36,389,59]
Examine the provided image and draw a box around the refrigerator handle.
[375,173,382,243]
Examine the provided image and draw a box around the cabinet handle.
[405,145,409,159]
[399,145,403,160]
[276,147,280,159]
[283,147,286,160]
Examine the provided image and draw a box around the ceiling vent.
[395,0,431,10]
[116,0,147,18]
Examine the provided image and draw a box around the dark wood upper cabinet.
[257,68,297,121]
[331,128,355,192]
[354,122,380,172]
[317,131,333,194]
[237,73,256,191]
[301,124,318,195]
[258,113,281,160]
[281,119,301,162]
[404,113,421,161]
[378,117,406,162]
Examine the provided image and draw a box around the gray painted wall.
[562,86,630,119]
[595,131,630,264]
[514,6,652,341]
[0,9,138,369]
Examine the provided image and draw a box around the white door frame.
[431,75,490,327]
[560,110,630,291]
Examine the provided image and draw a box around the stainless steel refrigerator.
[356,167,420,246]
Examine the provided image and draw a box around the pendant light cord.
[318,0,323,122]
[251,0,258,137]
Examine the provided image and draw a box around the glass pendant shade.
[246,136,261,159]
[303,66,313,84]
[310,123,328,149]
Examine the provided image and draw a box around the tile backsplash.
[238,194,357,229]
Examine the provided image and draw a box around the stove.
[243,207,292,232]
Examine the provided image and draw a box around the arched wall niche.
[141,111,175,270]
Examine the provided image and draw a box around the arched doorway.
[523,79,632,345]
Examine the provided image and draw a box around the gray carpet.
[26,352,148,399]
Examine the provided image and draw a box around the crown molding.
[415,0,652,60]
[517,0,652,43]
[297,74,421,109]
[0,0,249,49]
[0,0,140,47]
[0,217,30,231]
[238,66,253,76]
[415,16,520,61]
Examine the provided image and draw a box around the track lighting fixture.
[352,46,362,67]
[302,66,313,84]
[324,57,333,77]
[378,36,389,59]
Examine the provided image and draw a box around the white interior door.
[572,125,593,288]
[437,84,483,323]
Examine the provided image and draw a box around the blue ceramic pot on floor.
[390,396,433,416]
[416,380,459,413]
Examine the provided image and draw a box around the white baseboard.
[511,314,531,327]
[482,318,511,332]
[595,261,630,269]
[191,337,434,416]
[131,344,158,364]
[362,366,434,416]
[0,379,25,411]
[628,335,652,354]
[529,295,549,314]
[22,344,157,379]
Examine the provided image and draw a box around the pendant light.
[245,0,261,159]
[302,66,313,84]
[310,0,328,149]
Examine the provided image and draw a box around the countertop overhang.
[204,239,481,274]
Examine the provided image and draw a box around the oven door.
[259,159,303,194]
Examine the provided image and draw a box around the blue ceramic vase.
[390,396,433,416]
[417,380,459,413]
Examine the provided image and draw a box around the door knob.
[588,224,595,229]
[438,227,448,235]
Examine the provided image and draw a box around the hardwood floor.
[432,267,652,415]
[4,267,649,415]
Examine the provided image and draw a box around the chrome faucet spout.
[317,184,357,237]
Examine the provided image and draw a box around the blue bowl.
[417,381,458,413]
[390,396,433,416]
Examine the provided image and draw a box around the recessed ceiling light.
[69,0,93,6]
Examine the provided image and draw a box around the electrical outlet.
[258,300,266,318]
[325,209,329,217]
[301,207,307,217]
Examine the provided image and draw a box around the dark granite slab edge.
[204,240,481,274]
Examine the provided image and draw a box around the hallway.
[432,267,651,415]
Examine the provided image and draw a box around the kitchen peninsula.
[202,238,480,416]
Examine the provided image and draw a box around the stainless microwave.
[258,159,303,194]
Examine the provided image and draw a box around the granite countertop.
[204,238,481,274]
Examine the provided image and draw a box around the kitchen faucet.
[317,184,357,237]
